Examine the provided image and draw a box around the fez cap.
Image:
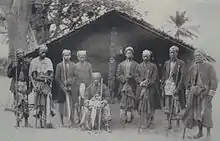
[62,49,71,56]
[142,49,151,56]
[92,72,101,79]
[124,46,134,54]
[77,50,87,57]
[169,46,179,52]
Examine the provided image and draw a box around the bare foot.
[193,132,203,139]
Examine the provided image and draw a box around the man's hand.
[140,81,145,87]
[208,95,213,101]
[12,62,18,68]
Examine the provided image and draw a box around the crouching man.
[80,72,112,133]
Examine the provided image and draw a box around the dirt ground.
[0,76,220,141]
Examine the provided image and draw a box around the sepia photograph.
[0,0,219,141]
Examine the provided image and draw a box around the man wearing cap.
[161,46,185,130]
[135,49,158,129]
[83,72,112,132]
[116,46,138,125]
[7,49,31,127]
[74,50,93,123]
[29,45,55,128]
[55,49,77,127]
[182,50,218,140]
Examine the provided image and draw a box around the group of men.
[7,44,218,140]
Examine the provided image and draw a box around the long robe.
[135,62,158,116]
[162,59,186,116]
[55,61,77,118]
[7,59,30,94]
[116,60,138,110]
[182,62,218,128]
[75,61,92,87]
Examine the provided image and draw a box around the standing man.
[116,46,138,124]
[75,50,93,123]
[7,49,31,127]
[183,50,218,140]
[29,45,55,128]
[161,46,185,130]
[136,50,158,129]
[55,49,77,127]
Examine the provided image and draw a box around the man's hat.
[169,46,179,52]
[77,50,87,57]
[124,46,134,54]
[92,72,101,79]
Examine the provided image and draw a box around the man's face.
[39,50,47,58]
[169,50,178,60]
[93,78,100,85]
[109,57,115,63]
[63,54,71,61]
[142,54,150,61]
[78,55,86,62]
[16,52,24,60]
[194,52,203,63]
[125,50,133,59]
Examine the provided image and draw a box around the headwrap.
[124,46,134,54]
[169,46,179,52]
[194,49,206,62]
[77,50,87,57]
[62,49,71,56]
[142,49,151,56]
[39,44,48,52]
[92,72,101,79]
[16,49,24,55]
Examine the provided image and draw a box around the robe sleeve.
[208,64,218,97]
[55,64,65,93]
[147,64,158,87]
[176,61,185,92]
[102,84,110,99]
[161,62,167,86]
[135,64,143,84]
[88,63,93,85]
[84,86,91,100]
[7,61,15,78]
[116,63,126,84]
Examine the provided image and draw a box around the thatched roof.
[27,10,215,62]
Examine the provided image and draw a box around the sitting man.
[81,72,112,133]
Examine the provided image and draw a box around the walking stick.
[62,59,71,121]
[98,78,103,131]
[14,52,20,127]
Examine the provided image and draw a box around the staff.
[62,57,71,121]
[98,78,103,131]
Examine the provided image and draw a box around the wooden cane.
[98,78,103,131]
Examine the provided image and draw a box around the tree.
[161,10,200,40]
[31,0,143,43]
[0,0,143,58]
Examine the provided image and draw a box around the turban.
[77,50,87,57]
[16,49,24,55]
[142,50,151,56]
[39,44,48,52]
[92,72,101,79]
[124,46,134,54]
[62,49,71,56]
[169,46,179,52]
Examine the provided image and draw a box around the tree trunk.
[7,0,31,60]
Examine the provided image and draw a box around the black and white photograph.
[0,0,219,141]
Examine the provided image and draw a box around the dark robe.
[116,60,138,110]
[135,62,158,115]
[55,61,77,104]
[183,62,218,128]
[162,59,186,109]
[84,83,110,100]
[7,59,30,93]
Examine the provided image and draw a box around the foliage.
[161,10,200,40]
[0,0,143,44]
